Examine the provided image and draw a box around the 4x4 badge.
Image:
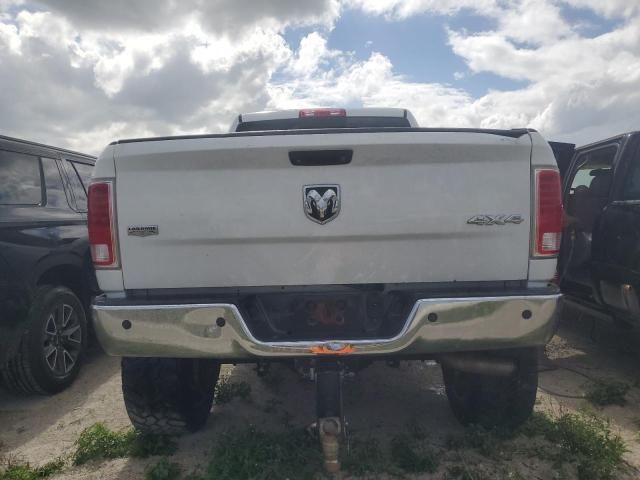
[303,185,341,224]
[467,214,524,226]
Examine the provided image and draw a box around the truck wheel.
[1,285,87,395]
[442,349,538,429]
[121,357,220,435]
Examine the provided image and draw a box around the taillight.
[88,180,119,268]
[533,169,563,257]
[299,108,346,118]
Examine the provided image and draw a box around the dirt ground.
[2,307,640,479]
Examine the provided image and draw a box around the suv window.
[65,160,90,211]
[41,157,68,209]
[569,146,615,189]
[0,150,43,205]
[566,145,617,233]
[622,151,640,201]
[71,162,93,192]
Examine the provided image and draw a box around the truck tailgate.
[114,131,532,289]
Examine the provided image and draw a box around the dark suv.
[0,135,97,394]
[559,131,640,326]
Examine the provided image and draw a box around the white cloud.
[346,0,640,143]
[562,0,640,19]
[0,2,309,152]
[346,0,499,18]
[445,13,640,141]
[496,0,573,45]
[0,20,20,53]
[1,0,640,155]
[349,0,640,21]
[268,51,475,128]
[288,32,336,76]
[32,0,341,34]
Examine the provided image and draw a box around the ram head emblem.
[303,185,341,224]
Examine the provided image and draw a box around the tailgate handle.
[289,149,352,166]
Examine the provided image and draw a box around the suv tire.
[442,348,538,428]
[1,285,87,394]
[121,357,220,435]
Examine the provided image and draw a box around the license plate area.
[238,290,413,342]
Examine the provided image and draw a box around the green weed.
[262,397,282,414]
[130,433,179,459]
[446,464,493,480]
[190,427,322,480]
[259,370,284,392]
[145,457,181,480]
[445,425,514,460]
[390,433,439,474]
[586,381,630,407]
[73,423,177,465]
[214,377,252,404]
[342,438,392,477]
[634,417,640,443]
[522,410,626,480]
[0,457,65,480]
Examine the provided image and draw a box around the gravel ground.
[1,307,640,479]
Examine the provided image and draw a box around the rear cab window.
[0,149,43,205]
[235,116,411,132]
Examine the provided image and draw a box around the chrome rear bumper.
[92,293,561,359]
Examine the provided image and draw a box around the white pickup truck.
[89,108,562,441]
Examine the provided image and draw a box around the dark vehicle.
[559,131,640,326]
[0,135,97,394]
[549,141,576,178]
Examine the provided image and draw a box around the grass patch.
[552,412,626,480]
[445,425,514,460]
[342,431,438,477]
[190,427,322,480]
[586,381,630,407]
[390,434,439,473]
[190,426,441,480]
[522,410,626,480]
[444,410,625,479]
[214,377,252,404]
[73,423,134,464]
[633,417,640,443]
[520,411,556,438]
[129,433,178,459]
[262,398,282,414]
[406,420,427,440]
[145,458,181,480]
[73,423,177,465]
[446,464,493,480]
[0,458,65,480]
[342,438,392,477]
[259,370,285,392]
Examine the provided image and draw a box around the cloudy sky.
[1,0,639,155]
